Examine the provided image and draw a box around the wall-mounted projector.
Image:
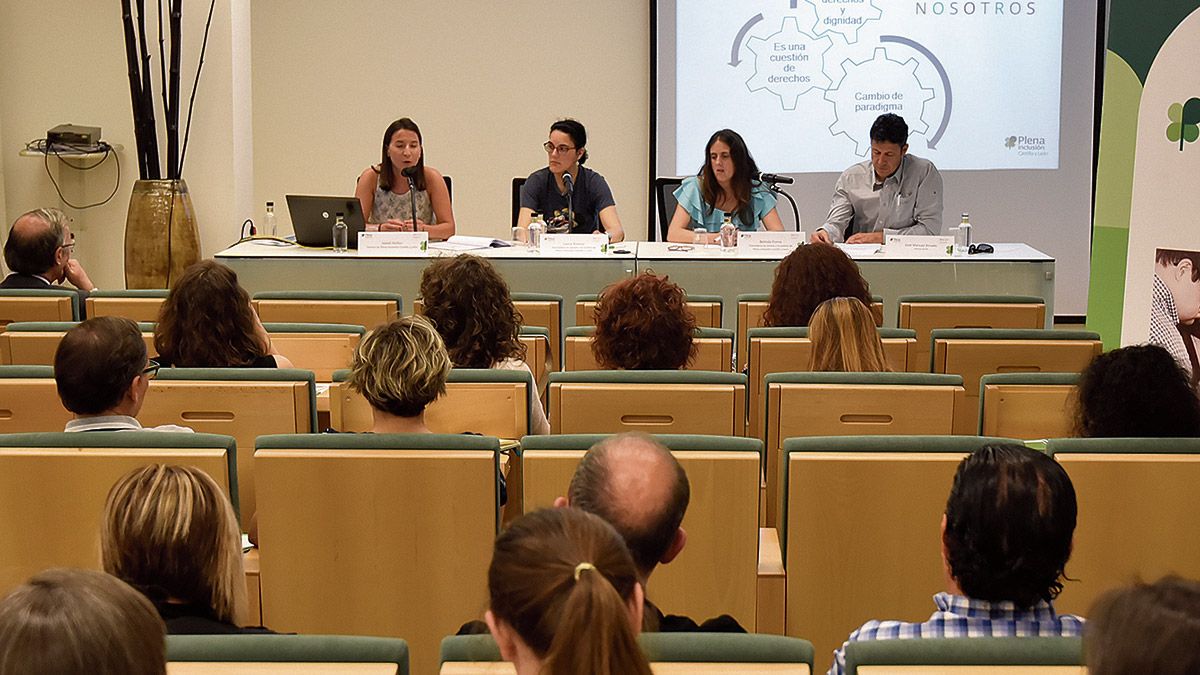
[47,124,102,146]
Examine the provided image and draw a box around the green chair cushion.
[575,293,723,305]
[764,372,962,387]
[168,634,409,674]
[0,365,55,378]
[548,370,746,385]
[511,292,564,303]
[253,290,402,305]
[1045,437,1200,456]
[565,326,734,339]
[439,634,502,663]
[4,321,156,332]
[88,289,169,298]
[440,633,814,666]
[518,326,550,338]
[898,294,1045,304]
[736,292,770,303]
[930,328,1100,341]
[979,372,1080,386]
[519,434,763,462]
[747,327,916,339]
[261,322,366,335]
[845,636,1082,673]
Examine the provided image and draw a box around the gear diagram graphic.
[745,18,833,111]
[825,48,935,155]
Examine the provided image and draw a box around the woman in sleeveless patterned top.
[355,117,456,240]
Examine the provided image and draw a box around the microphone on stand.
[755,171,794,185]
[401,166,419,232]
[562,171,575,232]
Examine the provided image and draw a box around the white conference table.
[214,240,1054,329]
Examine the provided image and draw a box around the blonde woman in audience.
[1086,575,1200,675]
[592,273,697,370]
[154,260,293,368]
[101,464,268,634]
[485,508,653,675]
[346,314,452,434]
[419,255,550,434]
[0,568,166,675]
[809,297,891,372]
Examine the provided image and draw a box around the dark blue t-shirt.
[519,166,616,234]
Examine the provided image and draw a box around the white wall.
[249,1,651,241]
[0,0,250,289]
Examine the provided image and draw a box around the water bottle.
[332,212,348,253]
[955,212,972,255]
[719,215,738,252]
[527,213,544,251]
[264,201,277,237]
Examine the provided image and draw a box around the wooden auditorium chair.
[931,328,1101,434]
[138,367,316,522]
[762,372,964,526]
[735,293,885,371]
[562,326,735,372]
[440,633,815,674]
[0,289,79,328]
[167,634,410,674]
[519,434,779,632]
[547,370,747,436]
[0,321,154,365]
[898,294,1047,373]
[780,435,1012,665]
[254,433,501,674]
[84,289,168,322]
[1047,437,1200,618]
[0,431,237,596]
[252,290,403,330]
[978,372,1079,439]
[261,322,364,381]
[745,326,916,439]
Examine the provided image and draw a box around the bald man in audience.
[56,317,191,432]
[554,432,744,632]
[2,208,95,304]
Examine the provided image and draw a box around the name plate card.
[357,231,429,256]
[737,231,806,255]
[882,235,954,258]
[540,233,609,256]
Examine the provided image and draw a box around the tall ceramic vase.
[124,179,201,289]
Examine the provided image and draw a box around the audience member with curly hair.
[828,443,1081,675]
[1086,575,1200,675]
[102,464,267,634]
[591,273,697,370]
[420,255,549,434]
[763,244,873,327]
[154,260,293,368]
[0,568,166,675]
[809,297,890,372]
[346,315,452,434]
[1072,344,1200,438]
[485,508,653,675]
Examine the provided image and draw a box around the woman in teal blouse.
[666,129,785,243]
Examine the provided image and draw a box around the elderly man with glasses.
[55,316,191,433]
[1,207,96,303]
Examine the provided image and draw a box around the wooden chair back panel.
[764,384,958,527]
[330,381,531,439]
[564,336,733,372]
[254,300,397,330]
[550,383,746,436]
[256,449,495,675]
[86,297,166,323]
[518,335,551,391]
[901,303,1046,372]
[513,301,561,372]
[0,379,71,433]
[0,297,75,328]
[935,340,1100,435]
[786,452,964,663]
[747,337,913,439]
[575,301,723,328]
[1054,453,1200,617]
[0,448,231,595]
[736,301,885,371]
[980,383,1076,439]
[0,331,155,365]
[140,381,310,521]
[267,332,360,381]
[522,449,760,631]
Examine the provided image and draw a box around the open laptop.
[286,195,367,248]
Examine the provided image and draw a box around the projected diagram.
[732,1,949,155]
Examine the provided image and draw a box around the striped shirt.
[829,592,1085,675]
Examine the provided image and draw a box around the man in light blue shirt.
[813,114,944,244]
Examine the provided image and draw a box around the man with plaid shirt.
[1150,249,1200,381]
[829,444,1084,675]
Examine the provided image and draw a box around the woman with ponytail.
[484,508,652,675]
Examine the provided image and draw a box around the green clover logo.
[1167,98,1200,151]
